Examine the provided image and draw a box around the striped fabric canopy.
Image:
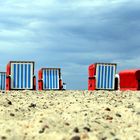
[43,69,60,90]
[0,72,6,90]
[10,62,34,89]
[96,64,116,90]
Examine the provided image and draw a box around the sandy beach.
[0,90,140,140]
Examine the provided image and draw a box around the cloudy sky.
[0,0,140,89]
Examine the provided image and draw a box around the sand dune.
[0,90,140,140]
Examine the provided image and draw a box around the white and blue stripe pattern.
[0,73,6,90]
[96,64,116,90]
[11,63,33,89]
[43,69,60,90]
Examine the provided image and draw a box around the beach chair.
[0,72,6,91]
[6,61,36,90]
[119,69,140,91]
[88,63,117,90]
[38,68,64,90]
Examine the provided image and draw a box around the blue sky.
[0,0,140,89]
